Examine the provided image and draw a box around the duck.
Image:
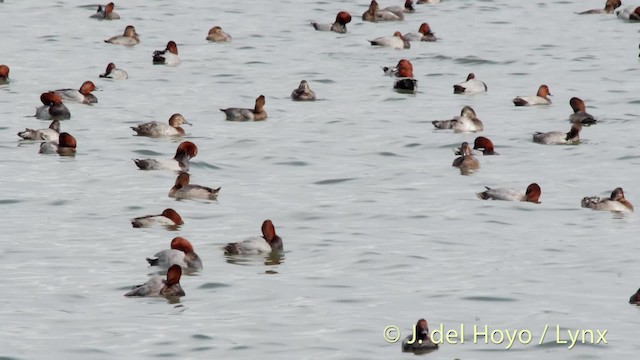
[90,2,120,20]
[455,136,498,155]
[99,63,128,80]
[453,73,487,94]
[581,187,634,212]
[369,31,410,49]
[432,106,484,132]
[383,0,415,17]
[39,132,77,156]
[131,113,191,137]
[35,92,71,120]
[147,237,203,271]
[568,97,596,124]
[617,5,640,19]
[133,141,197,171]
[220,95,267,121]
[477,183,541,203]
[630,288,640,304]
[403,23,437,42]
[402,319,439,353]
[124,264,185,297]
[18,120,60,141]
[452,142,480,173]
[577,0,621,14]
[311,11,352,33]
[104,25,139,46]
[393,59,417,93]
[222,220,283,255]
[364,0,404,21]
[533,123,581,145]
[152,41,180,66]
[291,80,316,101]
[168,172,220,200]
[512,85,552,106]
[363,0,381,21]
[131,208,184,228]
[206,26,232,42]
[0,64,9,84]
[54,81,98,104]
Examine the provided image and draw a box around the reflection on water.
[224,252,285,267]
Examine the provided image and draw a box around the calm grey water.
[1,0,639,359]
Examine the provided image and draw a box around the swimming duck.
[453,73,487,94]
[206,26,232,42]
[477,183,541,203]
[512,85,552,106]
[99,63,128,80]
[533,123,581,145]
[432,106,484,132]
[581,187,633,212]
[104,25,139,46]
[311,11,352,33]
[35,92,71,120]
[131,208,184,228]
[169,172,220,200]
[291,80,316,101]
[133,141,197,171]
[39,132,76,156]
[568,97,596,124]
[124,264,185,297]
[369,31,410,49]
[393,59,417,93]
[18,120,60,141]
[403,23,437,42]
[131,113,191,137]
[90,2,120,20]
[220,95,267,121]
[147,237,203,271]
[222,220,283,255]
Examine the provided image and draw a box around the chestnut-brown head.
[175,141,197,159]
[416,319,428,332]
[536,85,551,98]
[170,237,195,253]
[569,97,586,113]
[261,220,278,243]
[174,172,190,187]
[336,11,352,25]
[105,2,115,16]
[396,59,414,78]
[165,41,178,55]
[104,63,116,74]
[418,23,432,35]
[165,264,182,286]
[161,208,184,225]
[40,91,60,105]
[525,183,542,203]
[79,81,97,95]
[59,132,77,149]
[404,0,415,11]
[473,136,494,152]
[0,65,9,79]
